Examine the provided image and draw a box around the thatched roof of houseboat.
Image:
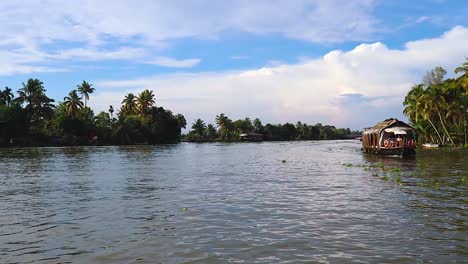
[363,118,414,134]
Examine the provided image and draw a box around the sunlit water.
[0,141,466,263]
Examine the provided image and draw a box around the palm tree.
[418,90,444,144]
[16,79,55,123]
[0,87,14,106]
[109,105,114,119]
[216,113,233,141]
[76,81,95,107]
[424,86,456,146]
[454,58,468,95]
[192,119,206,138]
[206,124,217,140]
[253,118,263,133]
[403,84,424,124]
[121,93,137,115]
[63,90,84,118]
[446,99,464,143]
[137,89,155,116]
[175,113,187,129]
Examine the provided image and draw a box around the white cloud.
[47,47,146,61]
[90,26,468,130]
[231,56,249,60]
[145,57,201,68]
[416,16,431,23]
[0,0,377,45]
[0,0,378,74]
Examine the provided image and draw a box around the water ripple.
[0,141,466,263]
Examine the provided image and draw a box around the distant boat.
[362,118,417,156]
[422,143,439,148]
[239,133,263,142]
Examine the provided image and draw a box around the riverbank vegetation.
[184,115,360,142]
[0,79,185,146]
[403,59,468,147]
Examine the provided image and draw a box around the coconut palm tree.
[63,90,84,118]
[253,118,263,133]
[137,89,155,116]
[403,84,424,124]
[16,79,55,123]
[192,119,206,138]
[0,87,14,106]
[175,113,187,129]
[446,99,464,143]
[216,113,233,141]
[454,58,468,95]
[424,86,456,146]
[76,81,95,107]
[121,93,137,115]
[206,124,217,140]
[418,90,444,144]
[109,105,114,119]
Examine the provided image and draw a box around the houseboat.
[362,118,417,156]
[239,133,263,142]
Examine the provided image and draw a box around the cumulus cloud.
[0,0,378,74]
[91,26,468,130]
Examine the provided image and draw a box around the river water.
[0,141,466,263]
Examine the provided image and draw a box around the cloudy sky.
[1,0,468,129]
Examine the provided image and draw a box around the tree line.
[0,79,186,146]
[403,59,468,147]
[185,114,360,142]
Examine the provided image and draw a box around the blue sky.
[1,0,468,129]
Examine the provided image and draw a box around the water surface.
[0,141,466,263]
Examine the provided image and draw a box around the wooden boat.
[239,133,263,142]
[362,118,417,156]
[422,143,439,148]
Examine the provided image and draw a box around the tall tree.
[422,66,447,87]
[0,87,14,106]
[417,89,444,144]
[454,58,468,95]
[76,81,95,107]
[424,86,455,146]
[16,79,55,123]
[403,84,425,124]
[175,113,187,129]
[137,89,155,116]
[191,119,206,138]
[216,113,233,141]
[63,90,84,118]
[121,93,137,115]
[109,105,114,119]
[206,124,217,140]
[253,118,263,133]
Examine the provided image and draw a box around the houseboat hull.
[239,133,263,142]
[362,146,416,156]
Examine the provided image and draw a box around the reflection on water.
[0,141,466,263]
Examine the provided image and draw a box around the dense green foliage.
[403,60,468,147]
[184,114,359,142]
[0,79,185,146]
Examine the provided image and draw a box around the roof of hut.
[363,118,414,134]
